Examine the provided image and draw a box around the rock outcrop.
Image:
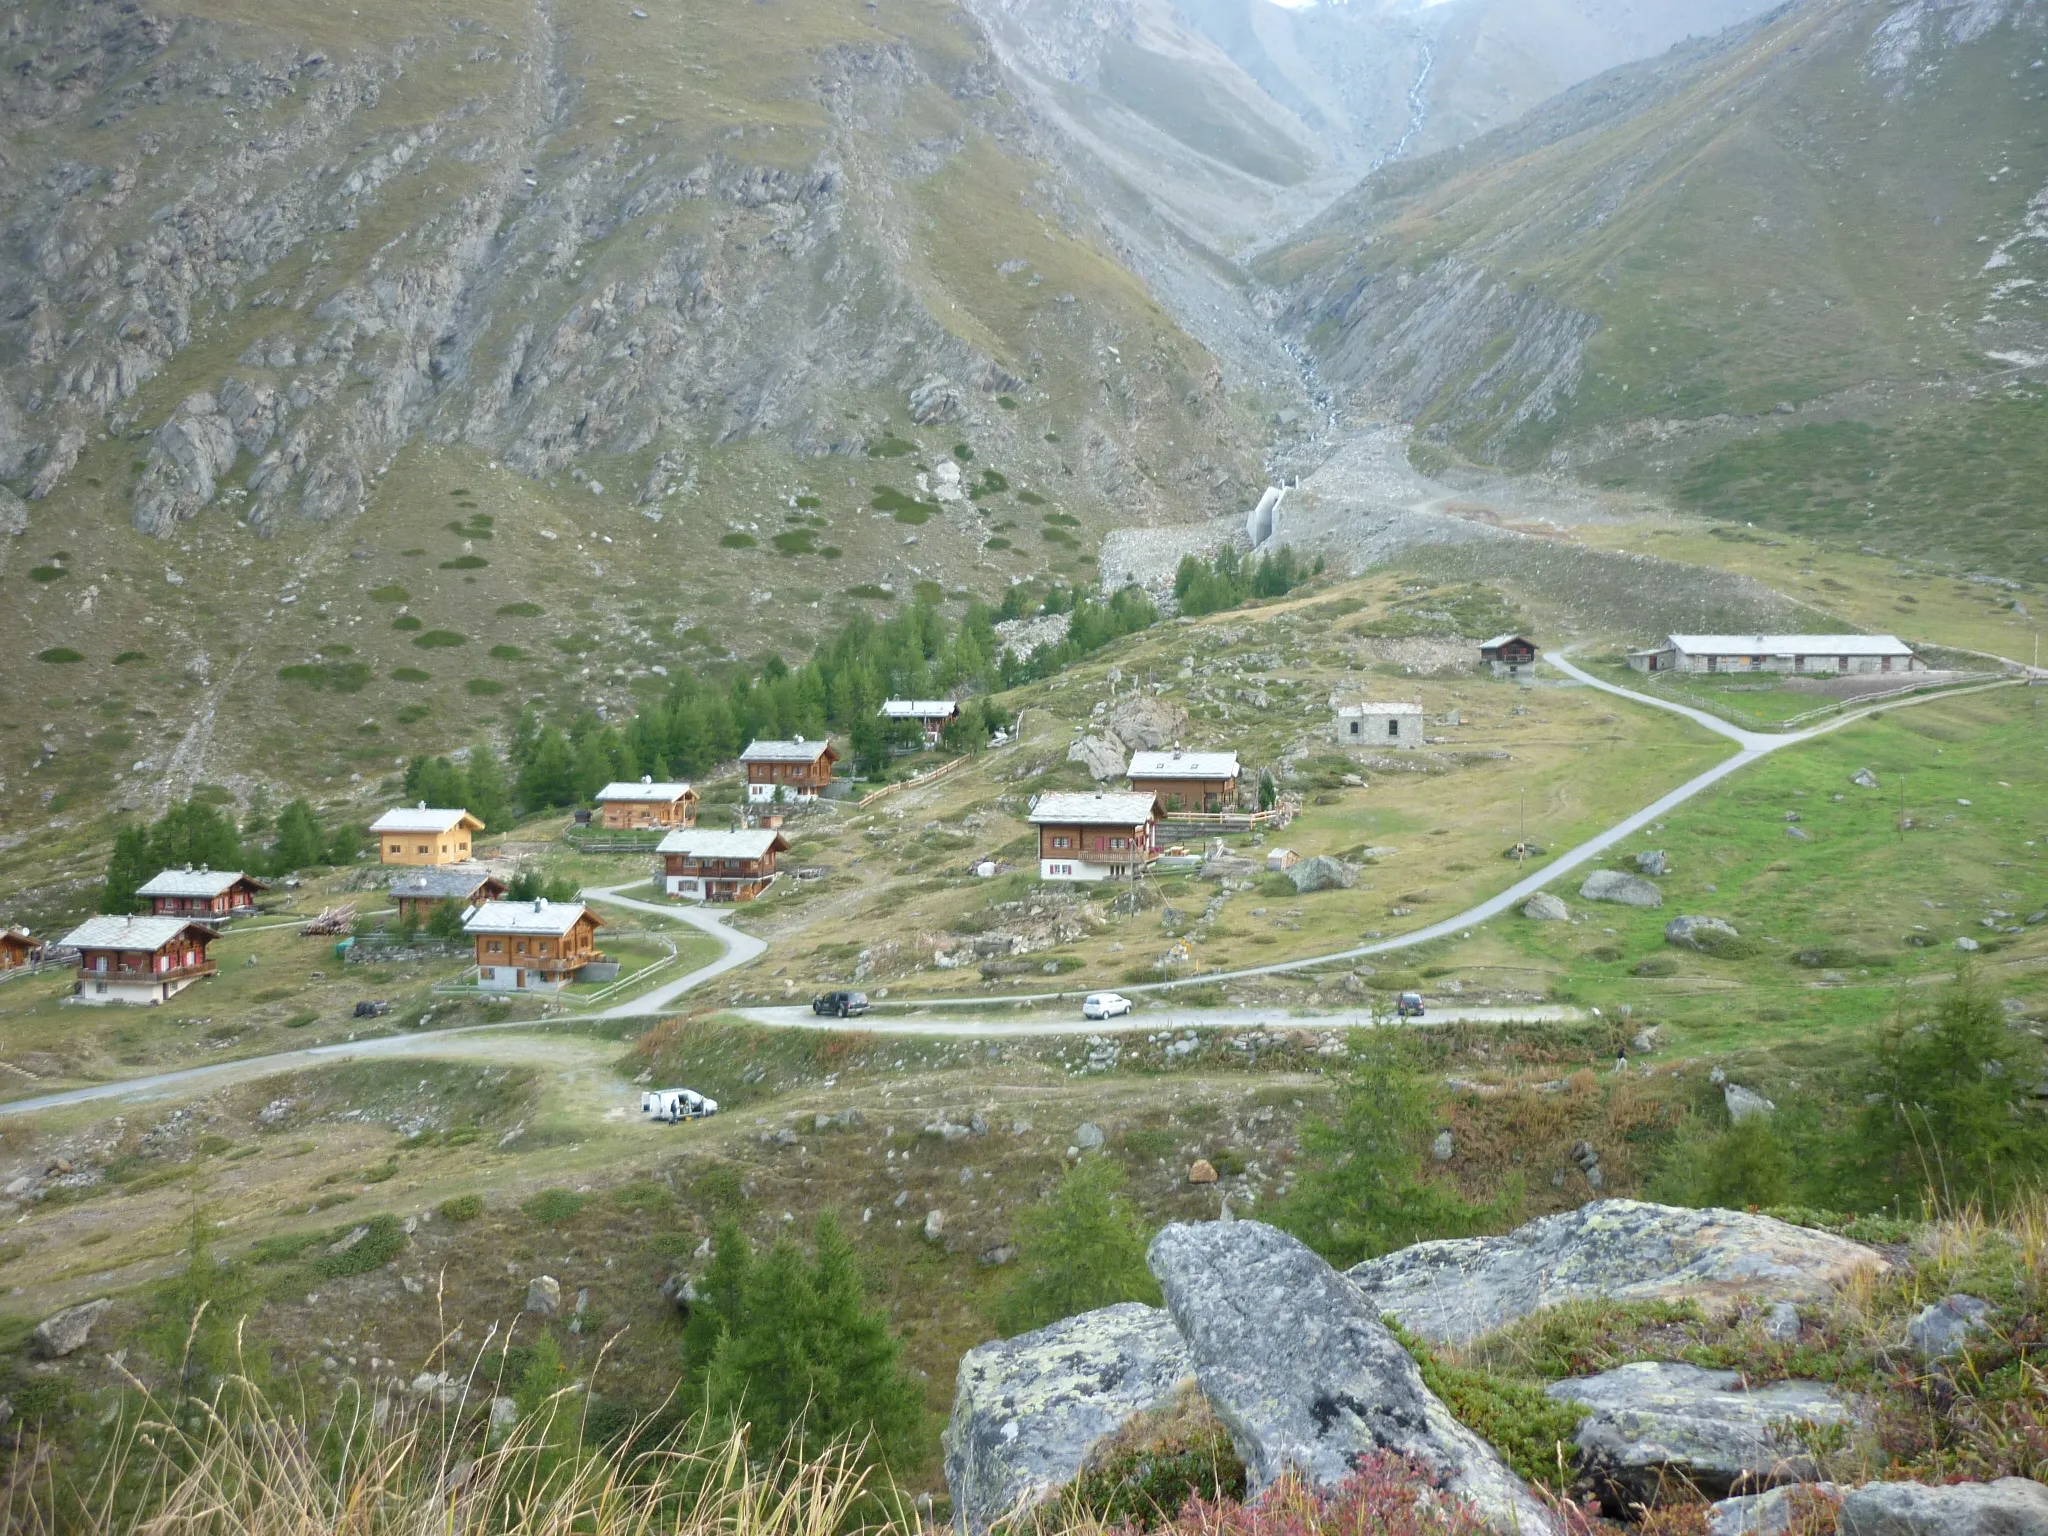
[1067,735,1127,782]
[1347,1201,1887,1345]
[1147,1220,1560,1536]
[1523,892,1570,922]
[32,1298,110,1359]
[1581,870,1664,907]
[1546,1362,1851,1507]
[1706,1483,1842,1536]
[1667,915,1739,948]
[1287,856,1355,894]
[1905,1294,1994,1359]
[943,1304,1191,1535]
[1837,1477,2048,1535]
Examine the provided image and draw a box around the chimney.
[642,774,653,785]
[418,799,427,810]
[533,898,546,912]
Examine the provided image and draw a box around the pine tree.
[463,744,512,832]
[325,821,364,865]
[149,799,243,872]
[426,900,467,942]
[101,824,154,914]
[272,799,327,872]
[569,729,613,805]
[993,1157,1159,1335]
[519,727,574,808]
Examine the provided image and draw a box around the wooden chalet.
[136,866,268,923]
[1127,748,1239,813]
[371,804,485,866]
[1028,790,1162,883]
[594,777,699,830]
[463,898,605,993]
[60,915,218,1006]
[0,927,36,972]
[879,698,961,748]
[658,828,790,902]
[740,738,837,804]
[1479,633,1538,678]
[389,867,508,926]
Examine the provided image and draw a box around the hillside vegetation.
[1263,0,2048,575]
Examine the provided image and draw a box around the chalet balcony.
[78,960,218,984]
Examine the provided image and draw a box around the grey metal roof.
[656,829,789,859]
[595,779,696,802]
[1029,791,1161,825]
[740,738,834,764]
[1127,749,1239,780]
[1480,633,1535,650]
[370,805,482,833]
[462,899,599,937]
[1336,701,1422,716]
[136,868,264,899]
[880,699,960,719]
[60,915,212,951]
[388,867,502,900]
[1665,633,1917,656]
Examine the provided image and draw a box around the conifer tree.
[100,824,154,914]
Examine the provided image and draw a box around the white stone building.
[1335,701,1423,749]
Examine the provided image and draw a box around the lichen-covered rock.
[1837,1477,2048,1535]
[1905,1294,1994,1359]
[1288,856,1355,894]
[31,1298,110,1359]
[1636,849,1669,876]
[1102,696,1193,753]
[1581,870,1664,907]
[1348,1200,1888,1346]
[1147,1220,1559,1536]
[1546,1362,1851,1508]
[1068,735,1127,782]
[1724,1085,1775,1124]
[1667,915,1739,948]
[1707,1483,1842,1536]
[943,1304,1191,1535]
[1523,892,1570,922]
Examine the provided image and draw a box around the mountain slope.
[1261,0,2048,574]
[0,0,1267,823]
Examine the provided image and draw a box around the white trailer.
[641,1088,719,1122]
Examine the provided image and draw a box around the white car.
[642,1088,719,1122]
[1082,992,1134,1020]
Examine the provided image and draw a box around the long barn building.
[1627,634,1924,676]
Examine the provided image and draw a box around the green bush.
[413,630,467,649]
[1389,1322,1585,1491]
[391,615,424,631]
[370,584,410,603]
[521,1189,588,1224]
[497,601,544,617]
[865,435,916,458]
[1070,1385,1247,1524]
[1647,1116,1792,1210]
[719,532,756,548]
[308,1215,409,1278]
[438,1194,485,1222]
[278,661,370,692]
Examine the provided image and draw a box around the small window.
[389,842,402,854]
[1348,720,1360,735]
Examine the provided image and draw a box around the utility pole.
[1899,772,1907,840]
[1519,787,1527,869]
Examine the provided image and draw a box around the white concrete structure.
[1336,700,1423,749]
[1627,634,1923,676]
[1246,484,1287,547]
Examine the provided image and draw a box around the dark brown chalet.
[0,928,35,972]
[1028,790,1162,883]
[59,916,218,1006]
[740,738,837,804]
[659,828,791,902]
[135,866,268,923]
[1479,633,1538,678]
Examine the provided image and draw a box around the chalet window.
[1052,835,1072,849]
[417,844,430,855]
[1110,837,1129,851]
[389,843,403,854]
[1348,720,1361,736]
[487,941,503,954]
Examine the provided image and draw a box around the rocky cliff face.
[0,0,1260,539]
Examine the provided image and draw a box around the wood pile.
[299,905,356,936]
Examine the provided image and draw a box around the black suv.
[811,990,869,1018]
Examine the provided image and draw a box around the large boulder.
[1288,856,1355,894]
[943,1303,1191,1535]
[1067,735,1127,783]
[1636,850,1670,877]
[1581,870,1664,908]
[32,1299,110,1359]
[1545,1362,1852,1508]
[1667,915,1740,949]
[1724,1085,1775,1124]
[1103,695,1193,753]
[1523,892,1570,922]
[1147,1220,1559,1536]
[1838,1478,2048,1535]
[1348,1200,1888,1346]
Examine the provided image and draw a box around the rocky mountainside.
[1261,0,2048,574]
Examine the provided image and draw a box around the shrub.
[1147,1460,1491,1536]
[870,487,930,523]
[307,1214,409,1278]
[489,644,525,660]
[521,1188,588,1224]
[37,647,84,664]
[1071,1385,1248,1525]
[719,532,756,548]
[440,555,489,570]
[865,435,916,458]
[391,667,431,683]
[1648,1115,1792,1209]
[413,630,467,649]
[1389,1323,1586,1491]
[278,661,370,692]
[497,601,544,617]
[465,678,507,696]
[391,615,424,631]
[438,1194,485,1222]
[369,584,410,603]
[113,650,149,665]
[28,566,69,582]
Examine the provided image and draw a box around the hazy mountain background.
[0,0,2040,827]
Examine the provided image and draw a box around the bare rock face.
[1348,1200,1888,1346]
[1545,1361,1852,1509]
[943,1304,1191,1535]
[1147,1219,1559,1536]
[1706,1483,1842,1535]
[1837,1478,2048,1535]
[32,1298,111,1359]
[524,1275,561,1316]
[1523,892,1570,922]
[1067,735,1127,782]
[1581,869,1664,907]
[1103,695,1193,753]
[1667,915,1740,948]
[0,484,26,538]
